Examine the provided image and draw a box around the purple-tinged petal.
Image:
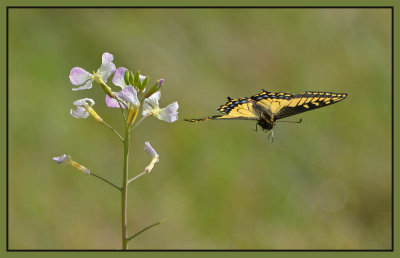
[70,106,89,119]
[105,95,125,108]
[102,52,114,63]
[116,86,139,107]
[70,98,95,118]
[144,142,158,157]
[112,67,128,88]
[52,154,71,164]
[69,67,92,86]
[139,75,146,84]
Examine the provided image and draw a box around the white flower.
[52,154,72,164]
[142,91,179,123]
[69,52,116,91]
[70,98,95,119]
[52,154,90,174]
[105,86,140,108]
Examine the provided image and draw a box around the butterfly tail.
[184,115,224,122]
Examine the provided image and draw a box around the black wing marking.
[251,90,347,120]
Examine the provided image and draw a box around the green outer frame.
[1,0,397,257]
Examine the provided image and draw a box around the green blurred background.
[8,8,391,249]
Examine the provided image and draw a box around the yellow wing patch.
[185,97,259,122]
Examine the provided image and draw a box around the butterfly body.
[185,89,348,132]
[250,102,274,130]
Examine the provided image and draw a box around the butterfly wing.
[273,91,348,119]
[185,97,259,122]
[251,90,348,120]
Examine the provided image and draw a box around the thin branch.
[127,213,175,242]
[127,171,147,185]
[117,99,127,122]
[90,172,121,191]
[128,155,159,185]
[130,114,149,133]
[102,121,124,142]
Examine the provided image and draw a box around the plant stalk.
[90,172,121,191]
[121,124,130,249]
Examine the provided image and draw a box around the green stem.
[121,124,130,249]
[90,172,121,191]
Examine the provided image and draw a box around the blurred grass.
[8,8,391,249]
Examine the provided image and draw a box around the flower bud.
[144,78,164,99]
[129,71,135,86]
[124,70,130,85]
[139,76,148,92]
[145,157,159,173]
[71,161,91,175]
[87,106,103,123]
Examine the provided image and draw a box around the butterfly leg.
[267,130,274,143]
[276,118,303,124]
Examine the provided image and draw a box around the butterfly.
[185,90,348,141]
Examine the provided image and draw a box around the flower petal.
[144,141,158,157]
[97,53,116,82]
[105,95,126,108]
[52,154,71,164]
[73,98,95,107]
[97,61,116,82]
[85,98,95,107]
[102,52,114,63]
[142,102,153,117]
[157,102,179,123]
[144,91,161,108]
[139,74,146,84]
[116,86,139,107]
[71,79,93,91]
[70,106,89,119]
[69,67,92,86]
[112,67,128,88]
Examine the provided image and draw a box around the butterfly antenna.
[276,118,303,124]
